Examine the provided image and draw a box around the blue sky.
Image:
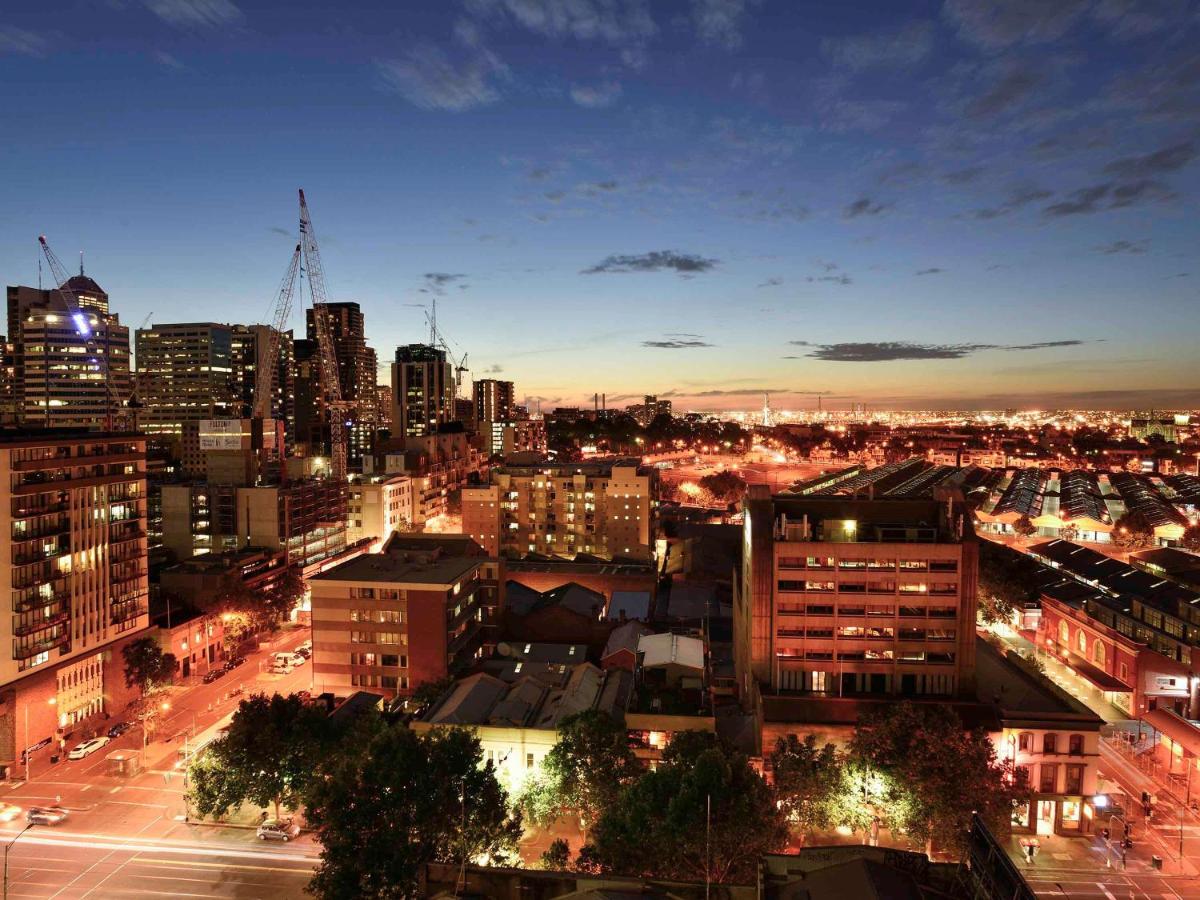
[1,0,1198,411]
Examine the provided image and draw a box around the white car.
[257,819,301,841]
[67,736,110,760]
[289,653,307,667]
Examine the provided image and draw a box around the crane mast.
[254,244,302,420]
[298,190,350,480]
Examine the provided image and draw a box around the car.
[223,656,245,671]
[0,803,22,823]
[202,668,225,683]
[271,662,292,675]
[67,736,110,760]
[289,653,307,667]
[295,646,311,659]
[106,721,132,739]
[256,819,300,842]
[27,806,68,825]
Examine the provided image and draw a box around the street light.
[4,822,34,900]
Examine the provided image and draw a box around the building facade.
[309,535,501,697]
[0,430,151,770]
[737,490,979,699]
[134,323,236,437]
[306,303,378,464]
[391,344,455,439]
[463,460,656,561]
[473,379,514,426]
[347,475,414,551]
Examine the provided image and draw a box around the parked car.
[256,818,300,842]
[289,653,307,667]
[27,806,69,825]
[67,736,110,760]
[295,646,311,659]
[0,803,22,823]
[202,668,225,684]
[106,721,132,739]
[223,656,245,671]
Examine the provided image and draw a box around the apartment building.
[737,488,978,699]
[0,430,151,771]
[309,534,502,698]
[473,379,514,425]
[6,280,132,428]
[134,323,236,437]
[462,460,656,561]
[306,303,378,464]
[391,344,455,439]
[347,475,414,551]
[229,324,295,436]
[481,419,547,458]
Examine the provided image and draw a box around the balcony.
[12,545,70,566]
[13,631,70,660]
[14,592,70,614]
[14,610,70,637]
[111,600,148,625]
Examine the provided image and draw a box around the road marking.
[109,786,122,794]
[1,832,317,862]
[80,784,91,792]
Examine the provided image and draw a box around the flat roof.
[311,549,479,585]
[975,637,1102,725]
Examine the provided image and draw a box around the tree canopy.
[697,470,747,505]
[1112,511,1156,551]
[306,724,522,899]
[976,540,1044,625]
[121,637,177,694]
[539,708,638,832]
[188,693,332,821]
[769,734,842,843]
[1182,524,1200,552]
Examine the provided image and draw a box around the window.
[1018,732,1032,752]
[526,753,534,769]
[1059,621,1070,646]
[1076,630,1087,654]
[1043,733,1058,755]
[1068,734,1083,755]
[1065,764,1084,794]
[1039,764,1057,793]
[1092,641,1105,666]
[1119,662,1129,681]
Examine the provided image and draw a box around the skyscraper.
[6,278,131,428]
[134,323,236,436]
[391,344,455,439]
[229,324,295,435]
[306,303,378,463]
[473,378,514,425]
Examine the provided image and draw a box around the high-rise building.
[229,324,295,435]
[474,379,514,425]
[134,323,236,436]
[6,279,131,428]
[736,489,978,700]
[626,394,672,427]
[375,385,393,434]
[0,429,151,769]
[306,303,379,465]
[391,344,454,439]
[462,460,656,561]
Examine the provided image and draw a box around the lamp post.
[4,822,34,900]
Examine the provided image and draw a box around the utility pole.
[3,823,34,900]
[705,793,711,900]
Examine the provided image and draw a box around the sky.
[1,0,1198,413]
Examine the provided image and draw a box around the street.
[0,628,319,899]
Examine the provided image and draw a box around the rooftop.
[974,637,1102,725]
[311,544,481,586]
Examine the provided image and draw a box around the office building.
[737,489,979,699]
[6,280,132,428]
[462,460,656,561]
[474,379,514,426]
[134,323,236,437]
[309,534,502,697]
[390,344,454,439]
[306,303,378,463]
[0,429,151,770]
[230,324,295,435]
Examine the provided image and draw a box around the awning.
[1143,708,1200,758]
[1066,653,1132,692]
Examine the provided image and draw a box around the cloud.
[268,226,291,237]
[1094,239,1148,255]
[422,272,468,296]
[581,180,619,195]
[142,0,243,29]
[570,81,623,108]
[943,166,985,185]
[527,166,553,180]
[970,185,1053,219]
[0,25,47,56]
[642,338,714,349]
[1103,141,1196,179]
[152,49,187,70]
[844,197,890,218]
[1042,180,1173,217]
[965,67,1042,118]
[806,274,853,286]
[582,250,719,275]
[821,21,934,71]
[691,0,760,50]
[942,0,1090,50]
[1092,0,1197,40]
[467,0,657,47]
[915,267,944,276]
[376,43,508,112]
[792,340,1086,362]
[757,276,783,288]
[482,363,505,374]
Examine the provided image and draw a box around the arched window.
[1092,641,1105,667]
[1077,629,1087,654]
[1059,621,1070,646]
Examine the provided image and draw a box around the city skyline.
[1,0,1198,411]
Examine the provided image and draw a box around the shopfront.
[1014,795,1094,837]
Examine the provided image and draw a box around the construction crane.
[298,190,352,480]
[254,245,301,420]
[422,300,470,399]
[38,234,126,429]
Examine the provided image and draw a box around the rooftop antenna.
[79,251,84,276]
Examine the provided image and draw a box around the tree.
[976,540,1043,626]
[582,735,788,884]
[1182,524,1200,552]
[1112,511,1155,552]
[261,566,306,626]
[306,724,522,899]
[1058,523,1079,544]
[188,693,331,822]
[698,470,747,505]
[541,709,638,833]
[540,838,571,870]
[1012,514,1036,539]
[769,734,843,844]
[850,702,1029,856]
[122,637,177,695]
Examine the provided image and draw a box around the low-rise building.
[347,474,413,551]
[309,534,502,698]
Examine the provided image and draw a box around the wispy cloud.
[821,21,934,71]
[915,267,944,276]
[152,49,187,70]
[1094,239,1148,255]
[142,0,243,29]
[1043,180,1173,217]
[691,0,760,50]
[420,272,468,295]
[1103,140,1196,179]
[468,0,657,46]
[0,25,47,56]
[806,274,853,286]
[570,81,622,108]
[583,250,718,275]
[642,337,714,349]
[757,276,783,288]
[942,0,1090,49]
[791,340,1087,362]
[970,186,1053,220]
[843,197,890,218]
[376,43,509,112]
